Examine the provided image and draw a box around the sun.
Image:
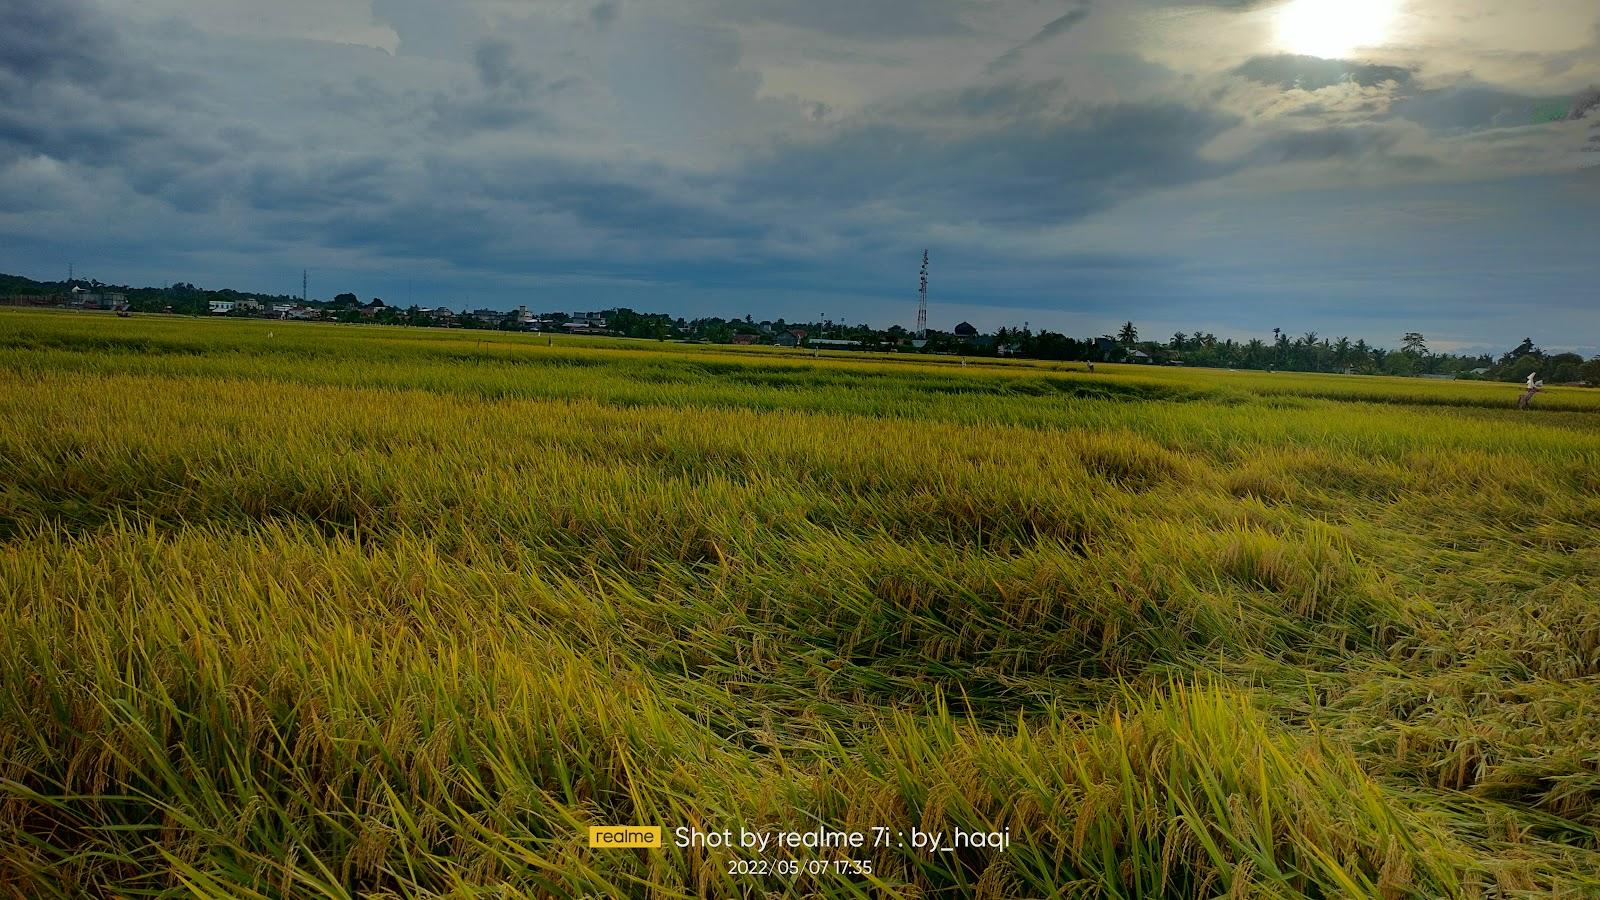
[1274,0,1398,59]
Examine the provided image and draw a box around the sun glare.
[1275,0,1398,60]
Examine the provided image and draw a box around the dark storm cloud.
[470,36,582,101]
[1391,82,1574,133]
[591,0,622,30]
[1246,124,1431,167]
[987,4,1093,73]
[0,102,170,167]
[433,38,580,133]
[892,80,1068,120]
[0,0,121,88]
[0,0,176,117]
[429,97,550,132]
[709,0,977,39]
[474,39,530,93]
[282,197,508,264]
[737,99,1237,225]
[532,178,755,240]
[241,150,763,273]
[243,156,398,213]
[1019,6,1093,48]
[1233,55,1413,92]
[0,0,203,182]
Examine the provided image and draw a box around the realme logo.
[588,825,662,848]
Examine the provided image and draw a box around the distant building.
[66,287,125,310]
[557,310,608,333]
[730,333,758,345]
[208,300,236,314]
[809,338,864,350]
[772,332,799,347]
[430,306,455,320]
[953,322,979,339]
[470,308,503,325]
[1127,349,1152,363]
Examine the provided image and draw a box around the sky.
[1,0,1597,353]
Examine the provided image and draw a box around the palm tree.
[1119,321,1138,345]
[1244,338,1266,367]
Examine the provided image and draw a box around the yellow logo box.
[588,826,662,849]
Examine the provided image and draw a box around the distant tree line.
[3,272,1595,385]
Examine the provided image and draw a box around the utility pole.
[302,270,309,303]
[917,250,929,339]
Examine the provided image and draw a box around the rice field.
[3,308,1599,898]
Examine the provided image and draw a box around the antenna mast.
[302,270,308,303]
[916,249,929,339]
